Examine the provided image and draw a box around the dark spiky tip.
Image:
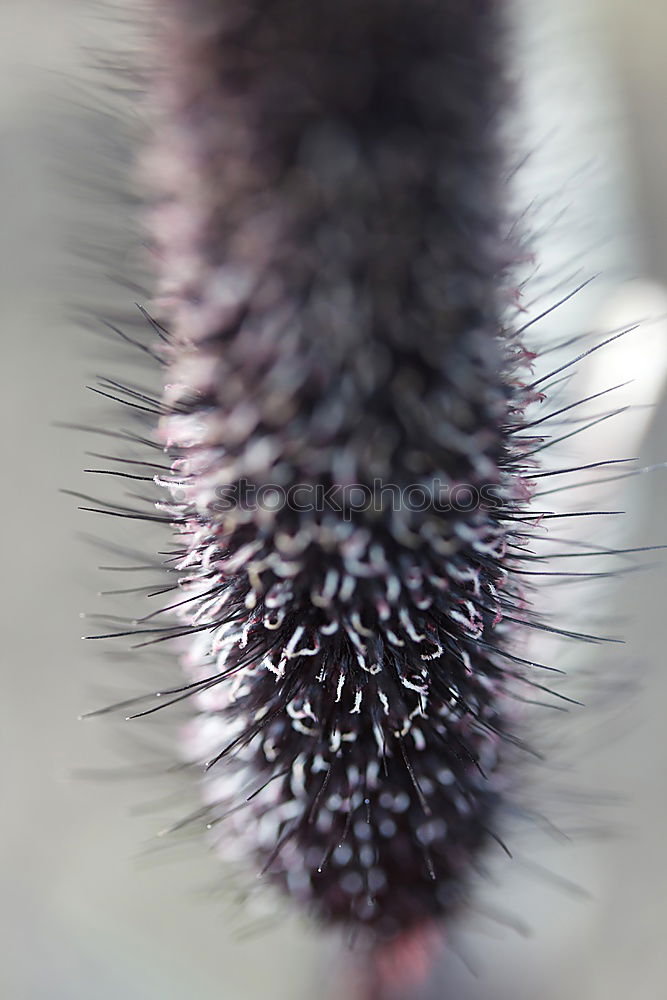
[134,0,544,949]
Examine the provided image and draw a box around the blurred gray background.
[1,1,666,998]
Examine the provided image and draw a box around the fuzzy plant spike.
[145,0,539,955]
[82,0,608,994]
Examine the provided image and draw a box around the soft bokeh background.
[1,2,666,998]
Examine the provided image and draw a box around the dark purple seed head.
[110,0,549,976]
